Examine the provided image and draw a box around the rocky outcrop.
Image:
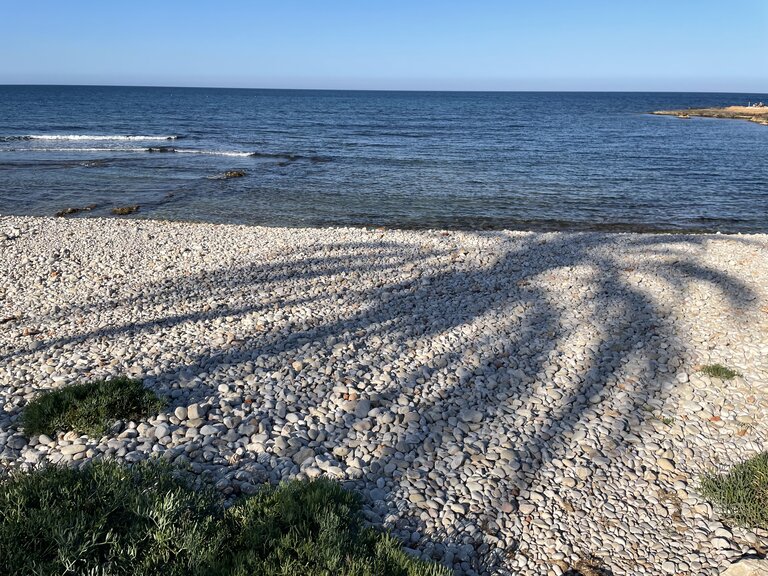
[653,106,768,126]
[55,204,98,217]
[111,205,140,215]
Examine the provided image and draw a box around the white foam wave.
[5,146,253,157]
[8,147,147,153]
[25,134,179,141]
[180,149,253,157]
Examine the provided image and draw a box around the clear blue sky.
[2,0,766,91]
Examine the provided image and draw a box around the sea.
[1,86,766,232]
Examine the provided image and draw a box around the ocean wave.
[5,147,147,153]
[3,146,247,156]
[0,134,181,142]
[249,151,332,163]
[174,148,254,157]
[149,148,330,161]
[1,145,330,161]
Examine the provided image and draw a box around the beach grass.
[700,452,768,529]
[22,376,164,437]
[0,460,449,576]
[699,364,741,380]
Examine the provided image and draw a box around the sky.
[1,0,766,92]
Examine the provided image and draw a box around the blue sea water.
[0,86,766,232]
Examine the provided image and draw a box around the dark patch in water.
[249,151,332,163]
[249,151,301,160]
[146,146,177,153]
[0,159,113,170]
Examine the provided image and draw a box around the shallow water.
[1,86,766,232]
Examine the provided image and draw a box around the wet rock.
[55,204,98,217]
[111,205,140,215]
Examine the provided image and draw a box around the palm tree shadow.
[6,230,759,575]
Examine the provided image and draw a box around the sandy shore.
[1,215,767,575]
[653,105,768,126]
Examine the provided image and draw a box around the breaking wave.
[0,134,181,142]
[1,140,331,162]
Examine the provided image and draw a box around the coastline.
[2,215,768,575]
[9,209,766,235]
[653,105,768,126]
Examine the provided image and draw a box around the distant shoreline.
[652,105,768,125]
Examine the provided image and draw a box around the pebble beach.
[1,215,767,575]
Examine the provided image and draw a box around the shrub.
[0,461,449,576]
[223,478,449,576]
[700,452,768,529]
[0,460,223,576]
[22,377,165,437]
[699,364,741,380]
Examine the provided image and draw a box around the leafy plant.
[700,452,768,529]
[22,377,165,437]
[656,415,674,426]
[223,477,447,575]
[699,364,741,380]
[0,461,449,576]
[0,460,223,576]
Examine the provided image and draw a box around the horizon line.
[1,83,767,95]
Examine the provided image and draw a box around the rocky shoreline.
[1,215,767,575]
[652,105,768,126]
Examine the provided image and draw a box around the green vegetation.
[700,452,768,529]
[699,363,741,380]
[22,377,164,437]
[0,460,448,576]
[225,476,447,575]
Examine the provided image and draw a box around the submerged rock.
[223,170,246,179]
[146,146,176,153]
[111,205,140,215]
[55,204,98,217]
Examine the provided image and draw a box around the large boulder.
[721,560,768,576]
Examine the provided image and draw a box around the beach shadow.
[3,230,759,574]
